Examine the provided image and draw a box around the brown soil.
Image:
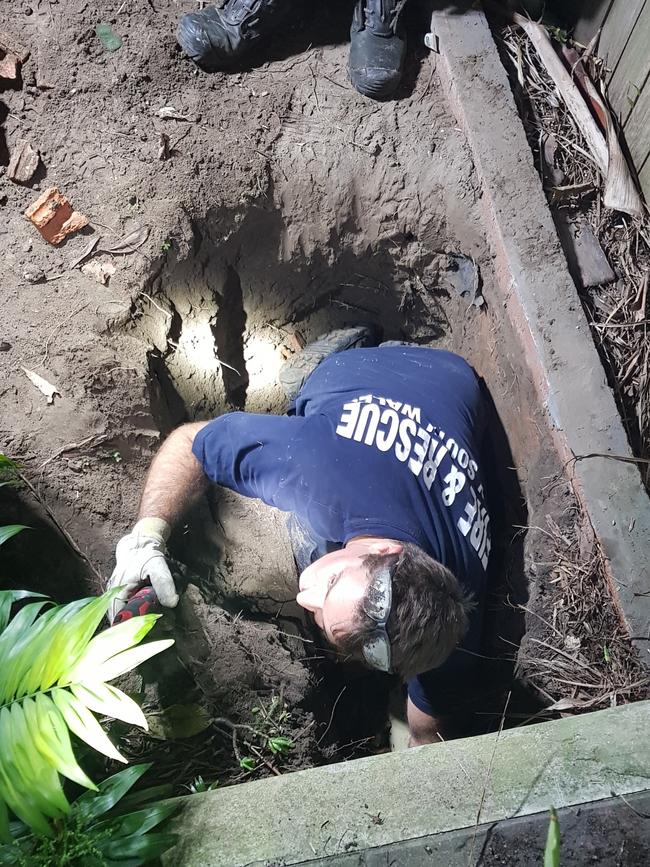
[0,0,486,593]
[0,0,640,791]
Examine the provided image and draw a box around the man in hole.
[177,0,410,101]
[109,328,492,746]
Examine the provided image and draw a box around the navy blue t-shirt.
[192,347,492,715]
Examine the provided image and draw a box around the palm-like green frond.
[0,526,28,547]
[0,589,174,840]
[0,764,179,866]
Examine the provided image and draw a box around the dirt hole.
[99,197,539,789]
[138,206,452,431]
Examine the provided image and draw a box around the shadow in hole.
[211,265,249,410]
[146,297,186,436]
[468,385,539,733]
[148,350,189,435]
[0,491,95,602]
[143,200,450,436]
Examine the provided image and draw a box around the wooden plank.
[573,0,614,47]
[623,76,650,170]
[608,1,650,124]
[639,154,650,202]
[599,0,646,77]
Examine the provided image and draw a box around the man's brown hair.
[338,541,474,680]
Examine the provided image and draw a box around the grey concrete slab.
[429,9,650,653]
[301,790,650,866]
[163,700,650,866]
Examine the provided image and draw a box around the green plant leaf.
[10,600,92,700]
[86,639,175,683]
[544,806,560,867]
[0,601,52,702]
[7,703,69,818]
[41,595,113,692]
[268,736,294,755]
[8,819,30,840]
[0,527,28,548]
[69,613,161,680]
[0,707,53,837]
[112,784,174,816]
[52,688,126,764]
[74,765,152,822]
[0,799,8,845]
[99,830,178,861]
[0,844,21,865]
[0,591,172,837]
[96,802,179,838]
[146,703,212,740]
[239,757,256,771]
[24,695,96,791]
[71,683,148,729]
[0,591,48,636]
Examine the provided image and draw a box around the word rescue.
[336,394,491,570]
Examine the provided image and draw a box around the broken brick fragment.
[24,187,90,245]
[0,31,30,63]
[0,51,19,81]
[8,141,39,183]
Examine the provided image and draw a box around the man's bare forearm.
[137,422,209,527]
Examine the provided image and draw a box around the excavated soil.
[0,0,622,787]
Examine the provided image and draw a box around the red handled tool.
[113,586,161,624]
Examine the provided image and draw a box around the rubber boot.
[177,0,291,70]
[279,324,382,401]
[349,0,408,99]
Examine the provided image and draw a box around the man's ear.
[366,539,403,556]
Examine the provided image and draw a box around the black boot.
[177,0,291,70]
[349,0,408,99]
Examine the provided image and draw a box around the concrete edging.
[164,700,650,866]
[430,8,650,652]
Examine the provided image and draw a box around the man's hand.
[107,517,178,623]
[107,421,209,622]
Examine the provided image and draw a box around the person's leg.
[349,0,408,99]
[177,0,291,70]
[279,324,382,402]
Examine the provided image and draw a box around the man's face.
[296,538,402,647]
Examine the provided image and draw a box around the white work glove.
[107,517,179,623]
